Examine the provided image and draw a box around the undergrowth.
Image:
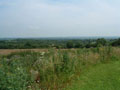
[0,47,120,90]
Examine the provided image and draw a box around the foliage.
[66,41,74,48]
[96,38,107,46]
[0,47,120,89]
[74,42,84,48]
[0,58,31,90]
[0,38,119,49]
[112,38,120,46]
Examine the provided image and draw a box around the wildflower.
[41,52,45,56]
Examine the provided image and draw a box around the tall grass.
[0,47,120,90]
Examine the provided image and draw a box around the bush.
[0,59,31,90]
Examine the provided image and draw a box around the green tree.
[66,41,74,48]
[96,38,107,46]
[74,42,84,48]
[112,38,120,46]
[24,42,32,48]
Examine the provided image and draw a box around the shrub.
[0,59,31,90]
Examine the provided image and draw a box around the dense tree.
[112,38,120,46]
[85,42,97,48]
[74,42,84,48]
[0,38,118,49]
[66,41,74,48]
[96,38,107,46]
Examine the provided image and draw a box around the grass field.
[65,60,120,90]
[0,47,120,90]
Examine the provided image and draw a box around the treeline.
[0,38,120,49]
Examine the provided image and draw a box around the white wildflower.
[41,52,45,56]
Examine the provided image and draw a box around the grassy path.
[65,61,120,90]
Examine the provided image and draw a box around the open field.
[0,47,119,55]
[0,48,83,55]
[0,49,48,55]
[0,47,120,90]
[65,60,120,90]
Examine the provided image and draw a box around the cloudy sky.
[0,0,120,38]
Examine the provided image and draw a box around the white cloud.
[0,0,120,37]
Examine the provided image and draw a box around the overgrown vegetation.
[0,47,120,90]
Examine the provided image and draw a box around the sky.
[0,0,120,38]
